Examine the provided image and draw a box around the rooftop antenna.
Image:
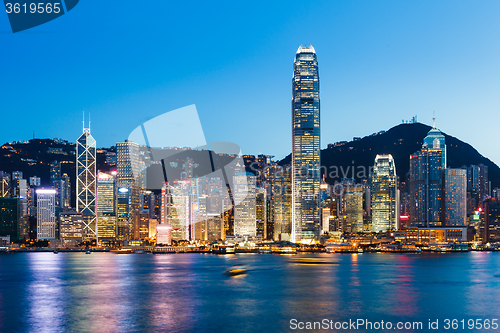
[433,110,436,128]
[82,111,85,132]
[89,112,91,132]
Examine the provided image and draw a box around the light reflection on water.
[0,252,500,332]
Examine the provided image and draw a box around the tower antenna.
[433,110,436,128]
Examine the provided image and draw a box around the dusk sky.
[2,0,500,164]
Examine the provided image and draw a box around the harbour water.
[1,252,499,333]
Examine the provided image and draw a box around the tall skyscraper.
[96,172,116,239]
[76,120,97,241]
[61,173,71,209]
[162,181,190,241]
[36,189,56,240]
[443,169,467,226]
[256,187,267,239]
[116,187,130,240]
[50,161,63,207]
[371,154,398,232]
[50,161,61,187]
[116,141,140,238]
[409,128,444,227]
[234,172,256,237]
[273,166,292,241]
[344,184,363,233]
[291,45,321,243]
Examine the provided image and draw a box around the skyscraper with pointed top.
[291,45,321,243]
[76,114,97,241]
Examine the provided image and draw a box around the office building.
[234,172,256,237]
[423,119,446,169]
[409,135,444,227]
[443,169,467,226]
[59,211,85,244]
[61,173,71,209]
[273,166,292,240]
[344,185,363,233]
[76,120,97,240]
[371,154,398,232]
[162,181,190,241]
[116,141,140,237]
[0,198,19,242]
[96,172,116,239]
[256,187,267,239]
[116,187,130,240]
[291,45,321,243]
[36,189,56,240]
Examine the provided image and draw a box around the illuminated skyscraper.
[50,161,63,207]
[61,173,71,209]
[162,181,190,241]
[116,187,130,240]
[272,166,292,240]
[76,120,97,241]
[234,172,256,237]
[117,141,140,238]
[409,130,444,227]
[443,169,467,226]
[423,119,446,169]
[36,189,56,240]
[256,187,267,239]
[291,45,321,243]
[371,154,398,232]
[96,172,116,239]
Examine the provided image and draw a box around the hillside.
[280,123,500,188]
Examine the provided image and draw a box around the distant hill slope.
[280,123,500,188]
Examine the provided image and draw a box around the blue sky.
[1,0,500,164]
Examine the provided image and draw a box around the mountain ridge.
[280,122,500,188]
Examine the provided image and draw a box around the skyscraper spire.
[433,110,436,128]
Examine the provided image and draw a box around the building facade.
[409,142,443,227]
[234,173,256,237]
[371,154,398,232]
[36,189,56,240]
[443,169,467,226]
[291,45,321,243]
[76,122,97,240]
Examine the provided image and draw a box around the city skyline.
[3,2,500,332]
[0,41,496,247]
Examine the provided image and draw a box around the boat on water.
[53,250,59,254]
[376,244,421,253]
[212,245,235,254]
[325,243,361,253]
[289,257,336,265]
[85,250,91,254]
[110,249,134,254]
[225,264,248,276]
